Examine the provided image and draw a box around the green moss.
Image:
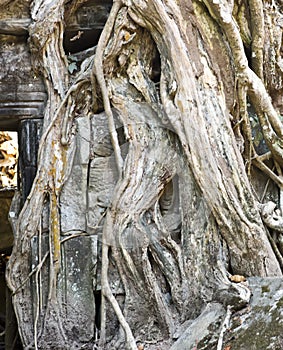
[195,319,221,349]
[226,302,283,350]
[261,285,270,294]
[276,297,283,308]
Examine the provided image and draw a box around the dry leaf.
[229,275,246,283]
[124,31,131,41]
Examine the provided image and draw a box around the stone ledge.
[168,277,283,350]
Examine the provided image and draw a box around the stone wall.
[0,38,46,129]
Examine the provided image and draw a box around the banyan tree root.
[5,0,283,349]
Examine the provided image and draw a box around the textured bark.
[4,0,283,349]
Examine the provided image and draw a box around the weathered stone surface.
[58,236,97,345]
[67,0,112,30]
[170,278,283,350]
[87,157,117,230]
[86,112,120,231]
[75,116,91,166]
[30,234,97,349]
[91,111,118,157]
[60,117,90,233]
[169,303,225,350]
[0,41,46,127]
[64,0,112,53]
[224,277,283,350]
[60,111,123,234]
[60,164,88,233]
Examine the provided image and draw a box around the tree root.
[265,230,283,270]
[202,0,283,166]
[260,201,283,232]
[91,1,137,348]
[252,157,283,188]
[236,79,252,174]
[99,243,137,350]
[216,305,232,350]
[141,246,175,336]
[248,0,264,80]
[8,0,283,348]
[93,0,124,177]
[11,252,49,297]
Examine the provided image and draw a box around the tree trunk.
[4,0,283,349]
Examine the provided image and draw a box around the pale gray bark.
[3,0,283,349]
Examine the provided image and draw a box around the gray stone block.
[60,165,87,234]
[75,116,91,166]
[58,235,97,343]
[170,303,225,350]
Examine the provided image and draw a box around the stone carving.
[0,39,46,128]
[68,1,112,31]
